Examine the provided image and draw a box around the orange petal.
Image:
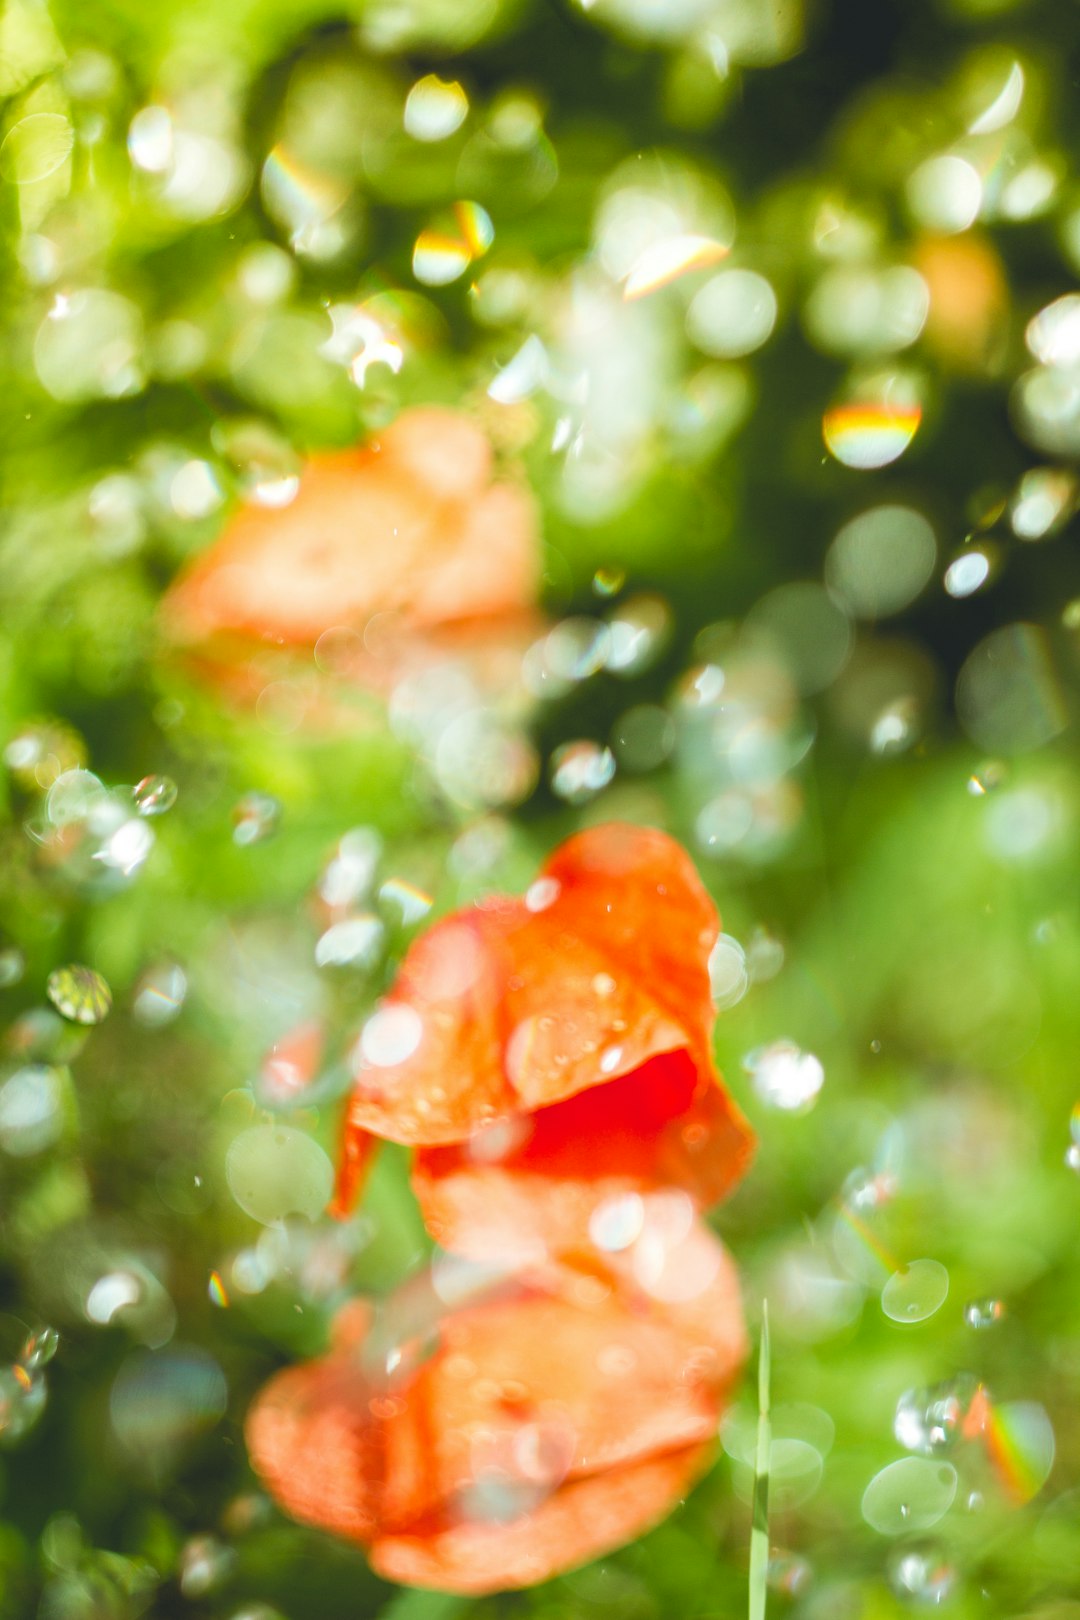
[339,909,514,1148]
[245,1355,384,1546]
[539,823,719,1066]
[371,1443,714,1595]
[162,406,540,650]
[329,1124,380,1220]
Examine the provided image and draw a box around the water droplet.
[894,1379,975,1455]
[46,965,112,1025]
[86,1271,144,1325]
[232,793,280,846]
[133,775,177,817]
[20,1325,59,1370]
[404,74,469,142]
[0,1064,66,1156]
[747,927,785,982]
[766,1552,813,1597]
[966,760,1007,796]
[109,1345,226,1454]
[413,200,493,285]
[179,1536,235,1598]
[225,1126,334,1226]
[1027,294,1080,367]
[882,1259,950,1324]
[744,1040,824,1112]
[35,289,145,403]
[0,947,25,988]
[825,505,937,620]
[4,721,86,793]
[1009,466,1078,540]
[208,1271,229,1308]
[550,740,616,804]
[592,565,626,597]
[378,878,433,927]
[944,550,991,598]
[315,913,384,970]
[1066,1143,1080,1173]
[133,961,188,1028]
[0,1363,47,1441]
[0,113,73,185]
[862,1458,958,1535]
[605,594,672,675]
[887,1542,956,1605]
[708,934,749,1010]
[687,268,777,358]
[964,1297,1004,1329]
[823,371,923,469]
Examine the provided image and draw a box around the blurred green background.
[3,0,1080,1615]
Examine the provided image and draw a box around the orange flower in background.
[334,822,755,1260]
[161,404,541,684]
[246,1219,747,1593]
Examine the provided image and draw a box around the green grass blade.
[748,1301,771,1620]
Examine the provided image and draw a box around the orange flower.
[161,405,541,678]
[245,1219,746,1593]
[335,823,754,1260]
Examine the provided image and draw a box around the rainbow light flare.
[822,401,923,469]
[963,1385,1054,1504]
[414,200,494,286]
[623,234,729,300]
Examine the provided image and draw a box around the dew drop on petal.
[360,1004,423,1068]
[133,775,177,816]
[524,877,560,913]
[589,1193,645,1252]
[881,1258,950,1324]
[862,1458,958,1535]
[46,964,112,1025]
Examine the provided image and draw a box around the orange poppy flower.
[246,1219,746,1593]
[161,404,541,685]
[334,822,754,1260]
